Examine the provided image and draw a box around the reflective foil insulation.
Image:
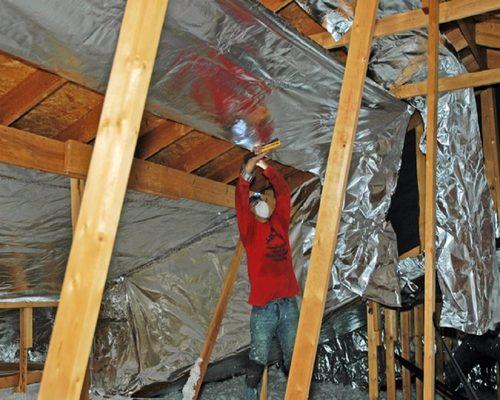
[296,0,499,335]
[0,0,493,396]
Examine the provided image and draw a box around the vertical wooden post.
[401,310,412,400]
[435,303,444,382]
[71,178,91,400]
[260,366,268,400]
[414,304,424,400]
[367,301,381,400]
[284,1,379,397]
[17,307,33,393]
[385,309,397,400]
[423,0,439,399]
[38,2,169,399]
[193,241,244,399]
[480,88,500,215]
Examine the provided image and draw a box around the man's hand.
[244,152,268,173]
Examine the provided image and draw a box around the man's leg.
[245,302,279,400]
[276,297,299,374]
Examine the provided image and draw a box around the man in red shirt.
[236,151,300,399]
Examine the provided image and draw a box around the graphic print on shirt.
[265,225,288,262]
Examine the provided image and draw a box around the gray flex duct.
[296,0,499,334]
[0,0,421,394]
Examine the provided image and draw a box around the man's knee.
[245,360,265,388]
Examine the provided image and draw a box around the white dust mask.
[254,200,270,219]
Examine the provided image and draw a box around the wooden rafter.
[456,18,486,69]
[136,120,193,159]
[476,19,500,49]
[258,0,293,13]
[194,147,248,183]
[391,67,500,98]
[309,0,500,49]
[284,1,379,397]
[0,69,65,125]
[150,130,234,172]
[38,1,169,397]
[53,102,103,143]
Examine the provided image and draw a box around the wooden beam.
[457,18,487,69]
[0,301,58,309]
[53,102,103,143]
[487,49,500,68]
[0,69,65,125]
[0,371,42,389]
[367,301,380,400]
[193,241,244,399]
[17,307,33,393]
[309,0,500,50]
[0,126,235,208]
[260,367,268,400]
[194,147,248,184]
[480,88,500,215]
[385,308,397,400]
[284,1,379,398]
[401,310,412,400]
[136,120,193,159]
[476,19,500,49]
[423,1,439,398]
[391,67,500,99]
[38,1,169,398]
[414,304,424,400]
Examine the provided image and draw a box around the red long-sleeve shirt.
[235,166,300,306]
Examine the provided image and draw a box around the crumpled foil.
[294,0,498,335]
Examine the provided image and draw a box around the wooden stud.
[435,304,444,383]
[423,1,439,399]
[480,88,500,215]
[136,120,193,159]
[367,301,380,400]
[309,0,500,50]
[401,311,412,400]
[0,69,65,125]
[391,67,500,99]
[0,126,235,208]
[284,1,379,398]
[414,304,424,400]
[38,1,169,398]
[17,307,33,393]
[385,308,397,400]
[193,241,244,399]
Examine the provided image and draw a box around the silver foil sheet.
[294,0,498,335]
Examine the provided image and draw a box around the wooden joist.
[258,0,293,13]
[38,1,170,398]
[284,1,379,398]
[53,102,103,143]
[0,371,42,389]
[193,241,244,399]
[391,67,500,99]
[423,1,439,398]
[457,18,486,70]
[0,301,58,309]
[309,0,500,50]
[136,120,193,159]
[0,69,65,125]
[0,126,235,208]
[476,19,500,49]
